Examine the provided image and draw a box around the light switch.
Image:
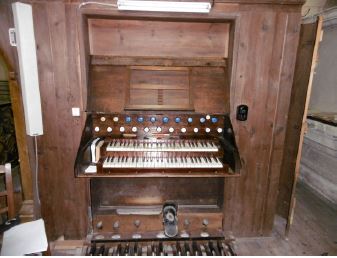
[72,107,80,117]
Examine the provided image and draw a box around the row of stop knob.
[96,218,210,230]
[94,126,223,133]
[99,115,219,124]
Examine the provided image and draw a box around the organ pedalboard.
[75,113,241,178]
[85,237,237,256]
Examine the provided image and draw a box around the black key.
[97,245,105,256]
[176,242,182,256]
[124,243,130,256]
[181,242,186,256]
[136,242,142,256]
[129,242,134,256]
[209,241,220,256]
[184,242,192,256]
[203,243,212,256]
[88,243,96,256]
[217,241,225,256]
[118,244,124,256]
[192,241,201,256]
[159,241,164,256]
[154,243,160,256]
[103,245,109,256]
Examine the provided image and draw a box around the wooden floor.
[51,182,337,255]
[236,182,337,255]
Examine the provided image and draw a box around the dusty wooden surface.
[236,182,337,255]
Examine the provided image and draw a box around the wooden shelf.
[91,55,227,67]
[77,167,239,178]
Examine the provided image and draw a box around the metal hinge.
[8,28,17,46]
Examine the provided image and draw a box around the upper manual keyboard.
[106,139,219,152]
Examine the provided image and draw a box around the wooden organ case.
[74,0,303,255]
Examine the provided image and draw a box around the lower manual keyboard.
[102,156,223,169]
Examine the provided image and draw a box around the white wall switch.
[72,107,81,117]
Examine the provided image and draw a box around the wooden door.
[276,16,323,234]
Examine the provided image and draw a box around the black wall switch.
[236,105,248,121]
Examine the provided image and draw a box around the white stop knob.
[194,128,199,133]
[206,115,211,120]
[107,127,112,132]
[205,128,211,133]
[181,128,186,133]
[169,127,174,133]
[217,128,223,133]
[156,127,162,132]
[119,126,125,132]
[94,126,100,132]
[132,127,137,132]
[100,116,106,122]
[144,127,149,133]
[113,116,119,122]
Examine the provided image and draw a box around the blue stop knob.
[163,117,169,123]
[211,117,218,123]
[125,116,132,123]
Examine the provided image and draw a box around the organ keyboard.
[106,139,219,152]
[102,156,223,169]
[75,113,241,177]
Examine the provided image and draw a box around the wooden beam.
[8,77,33,200]
[91,55,227,67]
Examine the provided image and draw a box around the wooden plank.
[276,18,321,219]
[91,56,227,67]
[262,11,302,234]
[285,16,323,236]
[8,79,33,200]
[88,19,230,58]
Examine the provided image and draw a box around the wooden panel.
[127,67,191,110]
[91,178,224,209]
[277,21,319,219]
[90,66,229,113]
[89,66,128,112]
[31,1,89,239]
[88,19,230,58]
[192,67,229,114]
[223,7,301,237]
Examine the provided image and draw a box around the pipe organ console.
[74,6,242,254]
[72,0,303,254]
